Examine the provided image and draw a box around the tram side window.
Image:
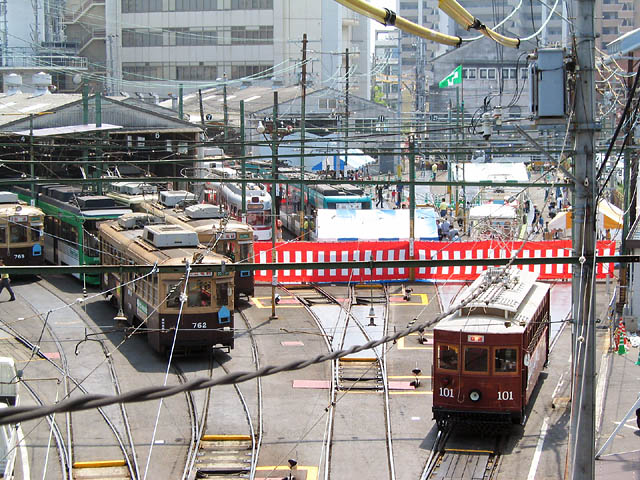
[187,279,211,307]
[464,347,489,373]
[0,226,5,244]
[239,243,251,262]
[437,344,458,370]
[216,281,230,306]
[10,224,27,243]
[165,282,181,308]
[495,348,518,373]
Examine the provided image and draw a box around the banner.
[253,240,616,283]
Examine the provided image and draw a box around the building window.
[487,68,496,79]
[479,68,488,79]
[176,65,218,81]
[463,68,476,80]
[318,98,338,110]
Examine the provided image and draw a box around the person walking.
[431,162,438,181]
[0,260,15,301]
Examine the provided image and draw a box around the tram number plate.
[13,253,24,259]
[439,387,454,398]
[192,322,207,329]
[498,391,513,401]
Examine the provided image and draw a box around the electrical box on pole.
[528,48,567,118]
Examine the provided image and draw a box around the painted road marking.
[388,375,432,379]
[527,416,549,480]
[397,335,433,350]
[596,333,611,434]
[281,341,304,346]
[256,465,318,480]
[613,420,638,430]
[389,293,429,305]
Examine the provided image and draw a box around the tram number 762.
[192,322,207,329]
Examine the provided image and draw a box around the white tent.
[548,200,623,241]
[316,208,439,241]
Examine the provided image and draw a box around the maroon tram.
[432,267,550,429]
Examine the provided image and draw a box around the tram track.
[180,305,262,479]
[283,283,396,480]
[2,282,139,479]
[420,431,505,480]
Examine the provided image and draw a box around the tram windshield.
[464,347,488,373]
[10,224,27,243]
[495,348,518,372]
[187,279,212,307]
[437,344,459,370]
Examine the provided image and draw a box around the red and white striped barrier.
[253,240,616,283]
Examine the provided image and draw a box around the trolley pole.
[29,114,35,205]
[300,34,307,236]
[569,1,597,478]
[240,100,246,221]
[270,92,279,320]
[409,136,415,281]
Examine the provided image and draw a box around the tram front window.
[187,280,212,307]
[216,282,230,306]
[437,344,458,370]
[464,347,488,373]
[495,348,518,372]
[10,224,27,243]
[0,226,5,244]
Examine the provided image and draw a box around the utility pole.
[409,136,415,281]
[300,34,308,235]
[344,47,350,174]
[29,115,34,204]
[223,73,229,143]
[569,1,597,478]
[270,91,279,320]
[240,100,246,221]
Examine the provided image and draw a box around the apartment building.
[62,0,370,98]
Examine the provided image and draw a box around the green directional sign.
[438,65,462,88]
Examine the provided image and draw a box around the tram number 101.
[439,387,454,398]
[498,391,513,401]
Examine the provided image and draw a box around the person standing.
[0,260,15,301]
[432,162,438,181]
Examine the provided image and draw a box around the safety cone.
[617,320,627,355]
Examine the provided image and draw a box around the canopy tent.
[468,203,518,220]
[548,200,623,240]
[311,148,377,172]
[316,208,439,241]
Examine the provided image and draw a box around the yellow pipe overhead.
[334,0,462,47]
[438,0,520,48]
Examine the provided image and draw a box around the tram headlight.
[469,390,481,402]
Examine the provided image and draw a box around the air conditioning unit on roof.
[143,225,199,248]
[160,190,196,208]
[185,204,225,219]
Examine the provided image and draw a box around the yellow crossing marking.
[201,434,252,441]
[388,375,432,379]
[72,460,126,468]
[389,293,430,305]
[397,336,432,350]
[257,465,318,480]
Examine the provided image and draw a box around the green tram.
[14,185,131,285]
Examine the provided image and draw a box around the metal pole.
[595,393,640,458]
[300,34,308,237]
[223,73,228,143]
[270,92,278,320]
[345,48,349,176]
[95,92,102,194]
[569,1,597,478]
[409,136,415,281]
[240,100,246,221]
[29,115,34,205]
[178,84,184,120]
[82,80,89,125]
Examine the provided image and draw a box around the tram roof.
[436,269,550,334]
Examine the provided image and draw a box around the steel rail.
[21,380,70,480]
[236,308,263,480]
[175,361,203,480]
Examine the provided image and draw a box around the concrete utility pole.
[344,47,350,173]
[270,91,279,320]
[569,0,597,478]
[300,34,308,234]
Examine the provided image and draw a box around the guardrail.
[63,0,105,23]
[0,55,88,69]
